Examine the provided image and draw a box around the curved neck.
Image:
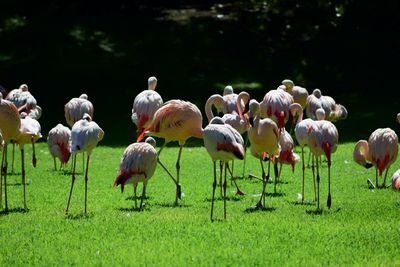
[354,140,369,166]
[237,91,250,117]
[205,94,223,122]
[289,103,303,124]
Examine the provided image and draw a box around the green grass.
[1,141,399,266]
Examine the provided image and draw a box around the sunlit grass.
[0,141,399,266]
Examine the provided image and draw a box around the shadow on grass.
[244,206,276,213]
[65,212,94,220]
[266,192,285,197]
[155,202,191,208]
[290,200,315,206]
[0,207,29,216]
[125,195,149,201]
[204,196,244,202]
[117,206,148,212]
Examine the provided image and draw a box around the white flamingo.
[64,94,94,128]
[0,92,22,211]
[65,114,104,215]
[203,117,245,221]
[114,137,158,210]
[15,112,42,210]
[354,128,398,189]
[306,89,347,122]
[131,76,163,136]
[281,79,309,109]
[247,99,281,209]
[47,124,71,170]
[308,119,339,211]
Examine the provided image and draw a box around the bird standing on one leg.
[47,124,71,170]
[65,113,104,215]
[114,137,158,210]
[137,99,203,205]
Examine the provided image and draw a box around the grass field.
[0,141,399,266]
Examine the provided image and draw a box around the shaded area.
[1,1,399,145]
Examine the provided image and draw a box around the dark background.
[1,0,399,145]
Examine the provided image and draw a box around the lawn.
[0,141,399,266]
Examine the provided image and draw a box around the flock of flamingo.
[0,78,399,221]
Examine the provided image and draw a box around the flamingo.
[308,119,339,210]
[392,170,400,190]
[131,76,163,136]
[0,92,21,212]
[6,84,41,173]
[137,99,203,205]
[203,117,245,221]
[64,94,94,128]
[277,129,300,186]
[14,112,42,210]
[47,124,71,170]
[65,113,104,215]
[281,79,309,109]
[222,85,239,114]
[260,87,294,130]
[247,99,281,209]
[114,137,158,210]
[353,128,398,189]
[306,89,347,122]
[290,103,322,203]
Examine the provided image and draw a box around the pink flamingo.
[6,84,39,116]
[114,137,158,210]
[64,94,94,128]
[260,88,293,130]
[306,89,347,122]
[353,128,398,189]
[0,92,21,212]
[15,112,42,210]
[247,99,281,209]
[131,76,163,136]
[392,170,400,190]
[65,114,104,215]
[47,124,71,170]
[281,79,309,109]
[308,119,339,210]
[277,129,299,185]
[137,99,203,205]
[203,117,245,221]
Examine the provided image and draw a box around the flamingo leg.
[31,137,37,168]
[0,143,6,210]
[230,161,234,185]
[134,183,138,209]
[382,168,389,188]
[53,157,57,171]
[139,183,147,211]
[175,145,183,204]
[256,157,268,209]
[316,156,321,211]
[301,146,305,203]
[21,147,27,211]
[312,155,317,202]
[211,161,217,222]
[242,133,248,178]
[223,162,228,220]
[375,168,379,189]
[226,162,245,196]
[11,142,15,174]
[84,155,90,214]
[65,154,77,214]
[3,146,8,211]
[219,161,223,197]
[327,160,331,209]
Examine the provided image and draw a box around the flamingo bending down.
[281,79,309,109]
[260,88,293,130]
[137,99,203,205]
[353,128,398,189]
[131,76,163,136]
[0,93,21,211]
[47,124,71,170]
[64,94,94,128]
[392,170,400,190]
[247,99,281,209]
[306,89,347,122]
[114,137,158,210]
[308,119,339,210]
[277,129,300,186]
[203,117,245,221]
[65,114,104,215]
